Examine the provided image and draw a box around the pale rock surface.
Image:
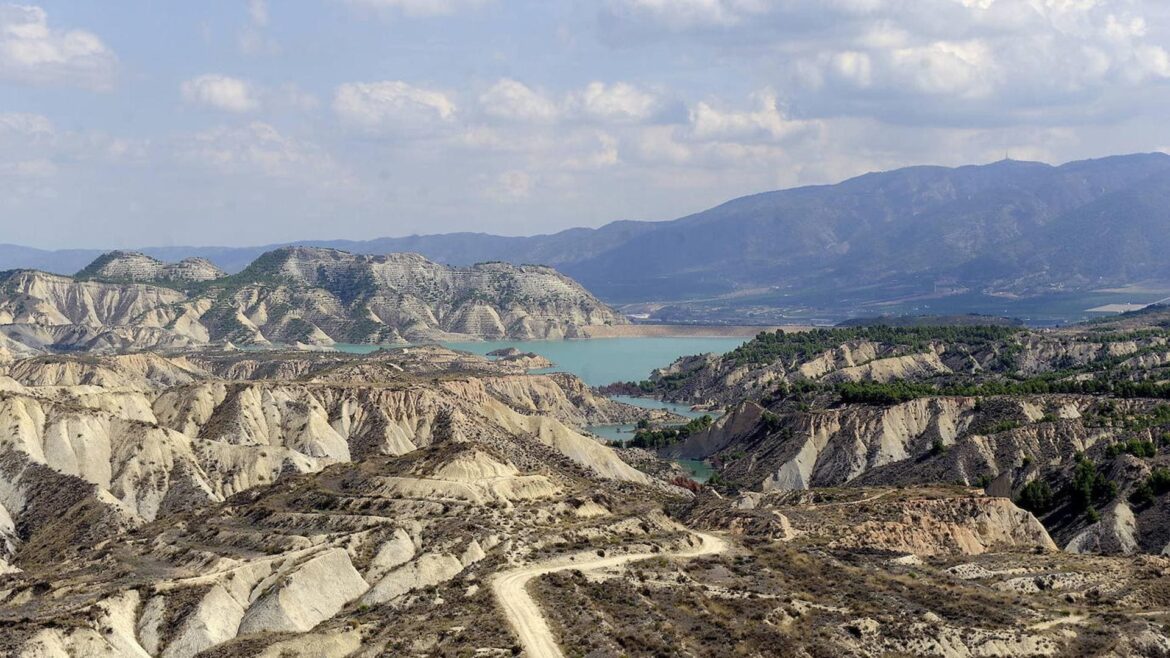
[361,552,465,605]
[1065,501,1140,555]
[238,548,369,635]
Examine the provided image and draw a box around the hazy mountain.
[6,153,1170,312]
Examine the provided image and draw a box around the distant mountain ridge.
[6,153,1170,313]
[0,247,624,356]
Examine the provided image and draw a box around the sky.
[2,0,1170,249]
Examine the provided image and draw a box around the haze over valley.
[7,153,1170,325]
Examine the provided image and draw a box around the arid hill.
[3,346,1167,657]
[0,247,625,355]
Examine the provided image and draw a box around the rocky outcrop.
[0,270,189,327]
[827,496,1058,556]
[683,488,1056,556]
[669,396,981,490]
[0,247,625,353]
[238,549,369,634]
[481,372,648,427]
[1065,501,1140,555]
[645,325,1170,408]
[75,251,227,284]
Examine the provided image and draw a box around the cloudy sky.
[2,0,1169,248]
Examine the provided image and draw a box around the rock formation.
[0,247,626,355]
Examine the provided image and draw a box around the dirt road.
[491,532,728,658]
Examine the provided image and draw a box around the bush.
[761,411,784,432]
[1106,439,1156,459]
[1131,468,1170,506]
[1017,480,1053,514]
[727,325,1020,368]
[627,415,713,450]
[1069,456,1116,512]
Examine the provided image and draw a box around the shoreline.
[576,323,810,338]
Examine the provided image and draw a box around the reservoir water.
[440,337,747,387]
[333,336,745,386]
[337,336,744,482]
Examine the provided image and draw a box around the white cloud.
[334,80,456,132]
[560,131,620,170]
[0,157,55,177]
[603,0,1170,127]
[606,0,769,29]
[344,0,489,17]
[0,4,116,90]
[475,78,660,125]
[248,0,269,26]
[887,40,994,98]
[181,74,261,113]
[484,170,534,202]
[479,78,560,122]
[574,82,660,122]
[239,0,279,55]
[688,91,815,141]
[0,111,54,136]
[634,125,693,164]
[179,122,355,188]
[271,83,320,112]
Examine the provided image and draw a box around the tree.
[1017,480,1053,514]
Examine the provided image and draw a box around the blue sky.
[2,0,1170,248]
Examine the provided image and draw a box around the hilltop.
[0,247,624,354]
[75,251,227,283]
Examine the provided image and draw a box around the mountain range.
[6,153,1170,320]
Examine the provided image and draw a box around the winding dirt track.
[492,532,728,658]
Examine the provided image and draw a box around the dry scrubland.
[2,250,1170,656]
[0,338,1167,656]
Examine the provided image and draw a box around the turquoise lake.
[441,337,747,387]
[336,337,739,482]
[336,336,746,386]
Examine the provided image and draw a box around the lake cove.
[335,337,747,386]
[336,337,742,482]
[441,337,748,387]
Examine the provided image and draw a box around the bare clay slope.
[633,316,1170,556]
[0,246,625,354]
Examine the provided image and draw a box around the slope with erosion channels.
[0,344,703,653]
[3,331,1170,653]
[627,307,1170,556]
[0,246,625,355]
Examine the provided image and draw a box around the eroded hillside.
[0,339,1168,655]
[619,310,1170,559]
[0,247,626,355]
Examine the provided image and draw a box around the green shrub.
[1068,456,1115,512]
[627,415,714,450]
[1131,468,1170,506]
[1106,439,1157,459]
[1017,480,1053,514]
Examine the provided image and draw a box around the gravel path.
[492,532,728,658]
